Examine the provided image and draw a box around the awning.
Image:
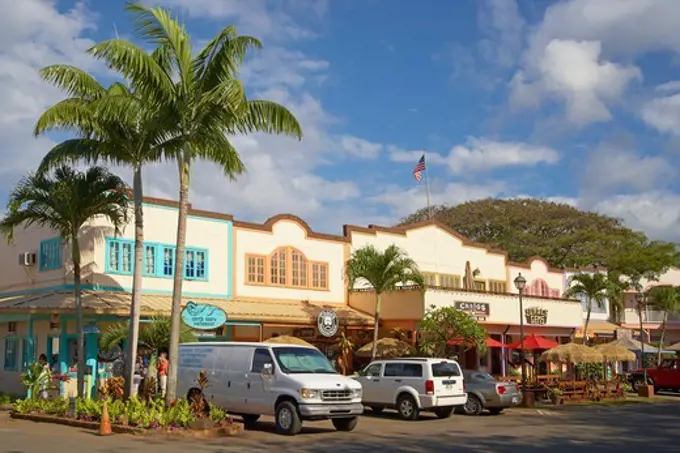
[0,290,374,326]
[575,321,619,337]
[448,337,507,348]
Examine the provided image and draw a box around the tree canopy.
[400,198,679,270]
[417,306,487,358]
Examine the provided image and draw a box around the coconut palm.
[346,245,424,360]
[647,285,680,365]
[565,273,609,345]
[100,316,195,357]
[88,3,302,402]
[0,167,129,397]
[34,69,172,399]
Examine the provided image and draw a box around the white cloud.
[0,0,100,185]
[655,80,680,93]
[476,0,525,69]
[511,39,641,124]
[591,191,680,242]
[328,135,383,160]
[447,137,560,174]
[369,181,507,220]
[581,145,674,193]
[641,93,680,136]
[387,146,445,165]
[240,47,329,89]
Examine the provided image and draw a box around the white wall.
[508,259,564,298]
[350,224,507,286]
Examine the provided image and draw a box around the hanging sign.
[317,309,339,337]
[181,301,227,330]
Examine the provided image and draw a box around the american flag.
[413,154,426,181]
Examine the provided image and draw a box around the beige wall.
[349,290,424,320]
[0,321,29,395]
[508,259,564,298]
[235,220,346,304]
[0,224,68,295]
[86,204,231,296]
[350,225,507,286]
[425,289,583,329]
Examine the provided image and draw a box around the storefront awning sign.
[317,309,338,337]
[181,301,227,330]
[455,301,490,321]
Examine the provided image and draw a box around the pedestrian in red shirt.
[157,352,168,398]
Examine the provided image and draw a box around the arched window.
[247,247,328,290]
[270,248,287,285]
[291,249,308,287]
[529,279,550,297]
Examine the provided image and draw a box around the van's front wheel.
[332,417,358,432]
[275,401,302,435]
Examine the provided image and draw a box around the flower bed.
[11,396,242,437]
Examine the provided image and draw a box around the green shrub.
[209,404,228,422]
[0,393,14,404]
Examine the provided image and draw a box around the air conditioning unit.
[19,252,37,267]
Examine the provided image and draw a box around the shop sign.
[193,331,217,338]
[525,307,548,325]
[83,325,100,334]
[455,301,490,321]
[317,309,339,337]
[181,301,227,330]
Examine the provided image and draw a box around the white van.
[355,358,467,420]
[177,342,364,435]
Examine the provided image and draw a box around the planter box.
[160,424,244,438]
[10,412,144,435]
[638,385,654,398]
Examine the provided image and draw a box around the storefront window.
[66,338,89,372]
[21,338,35,370]
[47,337,60,370]
[3,338,17,371]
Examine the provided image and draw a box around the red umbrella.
[448,337,507,348]
[507,334,559,351]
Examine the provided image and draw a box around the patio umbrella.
[464,261,474,290]
[264,335,315,348]
[539,343,604,364]
[666,342,680,352]
[507,334,559,351]
[605,336,672,353]
[355,338,414,358]
[593,343,636,362]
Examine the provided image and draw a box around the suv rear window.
[431,361,461,377]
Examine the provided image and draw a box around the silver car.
[457,370,521,415]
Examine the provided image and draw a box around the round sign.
[317,309,339,337]
[181,301,227,330]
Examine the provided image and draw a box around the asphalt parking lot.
[1,402,679,452]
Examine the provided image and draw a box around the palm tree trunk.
[167,154,190,403]
[371,293,381,360]
[72,235,85,399]
[582,298,592,346]
[124,166,144,399]
[658,312,667,366]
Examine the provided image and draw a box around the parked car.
[354,358,467,420]
[457,370,521,415]
[177,342,364,435]
[630,358,680,392]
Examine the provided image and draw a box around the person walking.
[157,352,169,398]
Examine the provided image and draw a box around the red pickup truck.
[630,358,680,392]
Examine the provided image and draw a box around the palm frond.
[195,27,261,89]
[346,244,423,294]
[34,99,97,136]
[40,65,107,100]
[238,100,303,138]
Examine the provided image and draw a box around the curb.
[10,412,145,435]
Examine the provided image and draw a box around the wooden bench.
[536,374,560,385]
[557,380,588,402]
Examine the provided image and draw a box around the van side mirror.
[262,363,274,375]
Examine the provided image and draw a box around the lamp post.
[635,291,647,384]
[514,273,527,392]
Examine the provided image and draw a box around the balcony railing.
[625,309,680,324]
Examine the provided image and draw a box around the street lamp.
[514,273,527,392]
[635,291,647,383]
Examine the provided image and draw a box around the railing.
[624,309,680,324]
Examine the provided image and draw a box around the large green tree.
[565,273,609,345]
[417,306,487,358]
[647,285,680,365]
[346,245,424,360]
[399,198,655,268]
[89,3,302,402]
[34,69,170,399]
[0,167,129,397]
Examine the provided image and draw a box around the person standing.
[157,352,169,398]
[38,354,51,399]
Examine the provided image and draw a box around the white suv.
[355,358,467,420]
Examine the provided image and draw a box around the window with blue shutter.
[3,338,17,371]
[39,237,62,271]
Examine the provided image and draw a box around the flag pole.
[424,150,433,220]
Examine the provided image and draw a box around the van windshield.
[272,347,337,374]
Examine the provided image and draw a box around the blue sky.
[2,0,680,240]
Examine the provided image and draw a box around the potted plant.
[547,387,563,405]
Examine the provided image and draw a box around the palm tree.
[0,167,129,397]
[346,245,424,360]
[88,3,302,402]
[565,273,609,345]
[100,316,195,359]
[647,285,680,365]
[34,69,171,399]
